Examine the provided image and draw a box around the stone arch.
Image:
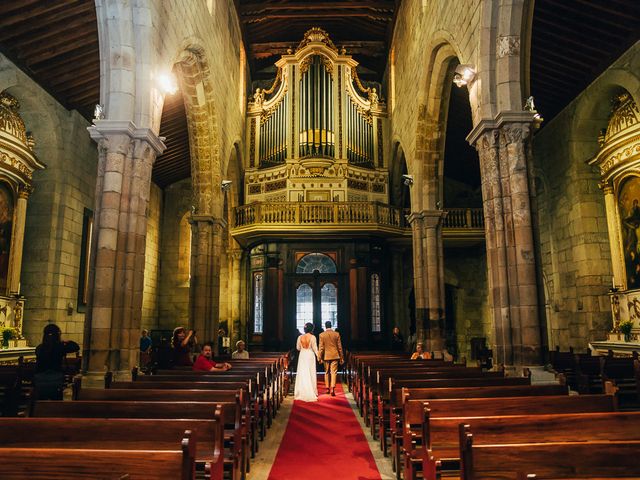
[570,72,640,161]
[390,142,410,209]
[414,38,463,211]
[173,44,222,218]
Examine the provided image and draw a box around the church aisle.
[267,382,383,480]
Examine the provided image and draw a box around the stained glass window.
[371,273,381,332]
[253,273,264,334]
[321,283,338,329]
[296,283,313,332]
[296,253,337,274]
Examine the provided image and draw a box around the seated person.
[232,340,249,359]
[441,348,454,362]
[410,343,432,360]
[193,343,232,372]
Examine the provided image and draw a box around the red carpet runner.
[268,382,381,480]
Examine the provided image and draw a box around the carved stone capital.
[87,120,166,156]
[497,35,520,59]
[466,111,538,147]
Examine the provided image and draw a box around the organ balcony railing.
[230,203,485,245]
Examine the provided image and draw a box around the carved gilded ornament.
[296,27,338,53]
[590,93,640,181]
[0,92,44,186]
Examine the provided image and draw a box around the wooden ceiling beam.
[25,38,98,66]
[239,2,395,14]
[0,1,93,39]
[249,40,386,55]
[243,11,393,22]
[0,0,50,18]
[18,22,97,56]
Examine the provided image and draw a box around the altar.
[588,92,640,355]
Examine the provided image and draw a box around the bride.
[294,322,318,402]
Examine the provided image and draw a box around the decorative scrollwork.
[296,27,338,53]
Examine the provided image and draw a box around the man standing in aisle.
[318,321,344,396]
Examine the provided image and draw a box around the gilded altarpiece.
[590,92,640,352]
[0,92,45,346]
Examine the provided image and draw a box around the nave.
[2,351,640,479]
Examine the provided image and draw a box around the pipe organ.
[245,28,388,205]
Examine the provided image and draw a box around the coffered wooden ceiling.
[0,0,637,189]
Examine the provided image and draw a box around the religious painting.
[0,182,14,294]
[618,176,640,290]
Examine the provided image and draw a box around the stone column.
[8,185,32,295]
[229,249,243,344]
[602,184,624,287]
[84,121,165,377]
[468,113,542,367]
[189,216,224,350]
[409,210,446,352]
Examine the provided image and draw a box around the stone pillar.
[390,248,405,335]
[8,185,31,295]
[468,113,542,367]
[408,210,446,352]
[229,249,243,344]
[84,121,165,377]
[602,184,625,287]
[189,217,224,350]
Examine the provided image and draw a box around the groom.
[318,321,344,396]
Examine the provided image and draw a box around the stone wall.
[444,246,491,361]
[0,54,97,346]
[388,0,482,178]
[141,182,162,330]
[532,43,640,349]
[157,179,192,330]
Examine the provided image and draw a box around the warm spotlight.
[453,64,476,88]
[158,72,178,95]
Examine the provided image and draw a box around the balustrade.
[233,203,483,231]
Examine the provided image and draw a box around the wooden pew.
[31,400,242,480]
[0,416,223,480]
[600,356,640,409]
[416,410,638,480]
[75,384,258,462]
[384,379,550,460]
[376,375,528,446]
[386,384,569,478]
[458,425,640,480]
[0,431,198,480]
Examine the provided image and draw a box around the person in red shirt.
[193,343,232,372]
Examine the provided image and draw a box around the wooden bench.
[31,400,242,480]
[0,431,198,479]
[458,425,640,480]
[416,410,638,480]
[0,416,223,479]
[386,384,569,478]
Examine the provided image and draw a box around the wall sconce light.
[157,72,178,95]
[221,180,232,192]
[402,174,414,186]
[453,64,476,88]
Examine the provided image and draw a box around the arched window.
[296,283,313,332]
[296,253,337,274]
[371,273,381,332]
[253,273,264,333]
[321,283,338,329]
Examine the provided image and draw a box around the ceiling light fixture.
[157,72,178,95]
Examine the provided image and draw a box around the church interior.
[0,0,640,478]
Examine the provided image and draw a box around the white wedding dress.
[294,333,318,402]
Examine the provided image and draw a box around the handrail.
[233,203,484,230]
